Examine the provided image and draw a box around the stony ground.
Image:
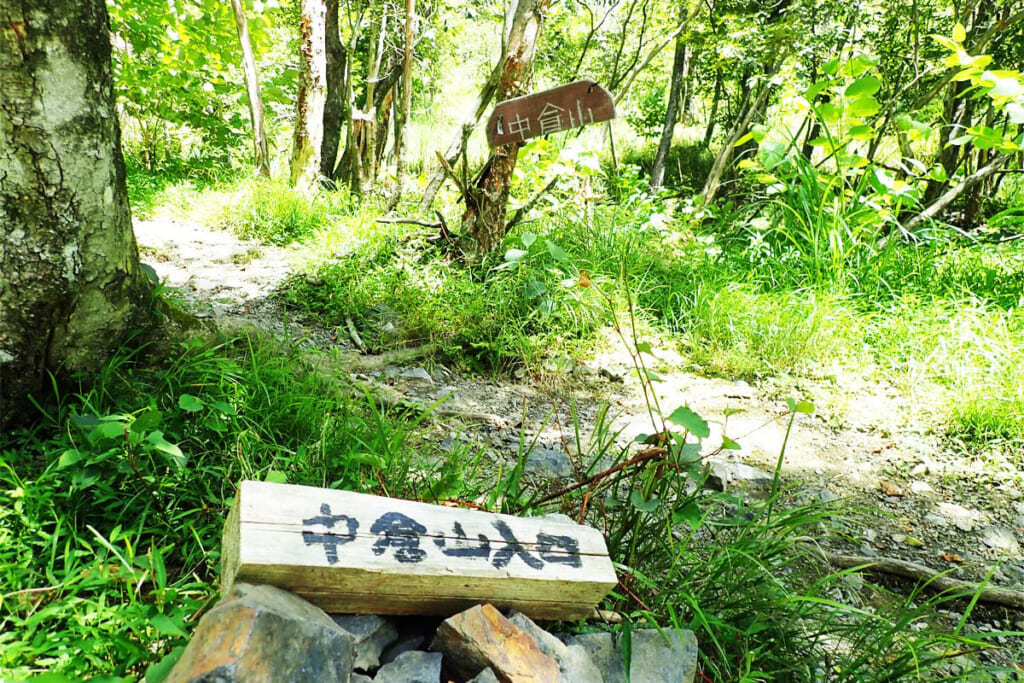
[135,217,1024,653]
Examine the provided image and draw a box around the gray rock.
[705,461,773,496]
[399,367,434,383]
[374,650,442,683]
[331,614,399,670]
[507,612,602,683]
[569,628,699,683]
[351,675,373,683]
[166,583,355,682]
[923,513,949,527]
[795,486,838,505]
[526,447,574,478]
[981,526,1022,555]
[467,668,501,683]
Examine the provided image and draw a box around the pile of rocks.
[166,583,698,682]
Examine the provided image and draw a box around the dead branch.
[827,554,1024,611]
[505,177,558,232]
[375,217,443,228]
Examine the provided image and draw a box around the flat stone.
[705,461,773,496]
[374,650,442,683]
[330,614,398,670]
[507,612,602,683]
[351,675,373,683]
[166,583,355,682]
[981,526,1022,555]
[431,604,559,682]
[399,367,434,383]
[525,447,573,478]
[935,502,987,532]
[569,628,699,683]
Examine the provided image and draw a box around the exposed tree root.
[826,554,1024,611]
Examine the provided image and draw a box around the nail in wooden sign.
[486,79,615,148]
[221,481,618,620]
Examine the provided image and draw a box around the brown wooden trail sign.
[221,481,617,620]
[486,79,615,148]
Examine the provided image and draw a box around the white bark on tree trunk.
[0,0,151,420]
[290,0,327,191]
[231,0,271,177]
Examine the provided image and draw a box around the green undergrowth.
[0,336,482,680]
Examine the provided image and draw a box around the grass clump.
[0,336,478,680]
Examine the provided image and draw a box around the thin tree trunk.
[321,0,348,180]
[393,0,415,200]
[1,0,152,421]
[701,82,773,205]
[290,0,327,191]
[703,69,722,147]
[231,0,270,176]
[905,154,1010,232]
[460,0,551,254]
[650,19,687,190]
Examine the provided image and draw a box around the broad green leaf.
[644,368,662,382]
[815,102,841,122]
[131,409,163,433]
[845,76,881,98]
[672,501,702,531]
[58,449,85,469]
[148,613,187,637]
[504,248,529,263]
[545,239,570,264]
[784,399,815,414]
[847,95,880,117]
[146,646,186,683]
[721,436,742,450]
[520,232,537,248]
[758,141,787,170]
[804,80,829,101]
[635,341,654,355]
[146,431,186,467]
[667,406,710,438]
[210,400,236,416]
[94,420,128,441]
[178,393,204,412]
[930,34,959,52]
[265,469,288,484]
[629,489,660,512]
[847,124,874,140]
[821,58,839,76]
[525,279,547,299]
[952,22,966,43]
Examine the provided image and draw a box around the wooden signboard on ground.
[486,79,615,148]
[221,481,617,620]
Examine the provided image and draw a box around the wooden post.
[222,481,617,620]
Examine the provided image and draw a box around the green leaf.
[672,501,703,531]
[131,409,163,433]
[525,279,547,299]
[635,341,654,355]
[178,393,204,413]
[667,406,710,439]
[845,76,881,98]
[146,646,186,683]
[804,80,829,101]
[785,399,815,414]
[210,400,236,416]
[146,431,186,468]
[952,22,966,43]
[644,368,662,383]
[265,469,288,484]
[847,124,874,140]
[629,489,660,512]
[545,239,570,264]
[94,420,128,441]
[847,95,880,117]
[721,436,742,450]
[821,58,839,76]
[520,232,537,248]
[58,449,85,469]
[148,612,187,637]
[504,248,529,262]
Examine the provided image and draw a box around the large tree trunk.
[321,0,348,180]
[290,0,327,191]
[460,0,551,254]
[0,0,152,421]
[650,19,687,190]
[231,0,271,177]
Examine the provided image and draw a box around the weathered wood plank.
[485,79,615,148]
[222,481,618,620]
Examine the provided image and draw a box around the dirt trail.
[135,217,1024,599]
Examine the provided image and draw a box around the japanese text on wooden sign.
[301,504,583,570]
[486,79,615,148]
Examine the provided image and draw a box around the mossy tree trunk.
[0,0,152,421]
[460,0,551,254]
